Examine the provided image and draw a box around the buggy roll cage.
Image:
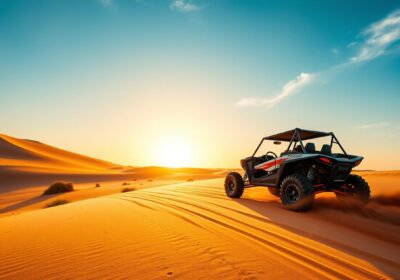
[251,128,347,158]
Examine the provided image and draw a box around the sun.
[157,136,193,167]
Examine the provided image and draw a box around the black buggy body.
[225,128,370,211]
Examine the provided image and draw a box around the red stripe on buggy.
[257,158,287,170]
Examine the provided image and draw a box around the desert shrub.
[147,179,153,182]
[122,182,130,186]
[132,178,137,181]
[95,183,100,188]
[45,199,69,208]
[187,178,194,182]
[121,187,136,193]
[43,182,74,195]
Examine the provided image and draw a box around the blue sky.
[0,0,399,169]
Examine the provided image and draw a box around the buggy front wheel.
[224,172,244,198]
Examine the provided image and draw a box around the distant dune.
[0,133,226,214]
[0,133,226,191]
[0,133,120,172]
[0,133,129,194]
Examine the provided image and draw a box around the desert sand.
[0,134,225,216]
[0,178,399,279]
[0,134,399,279]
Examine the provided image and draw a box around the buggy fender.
[275,154,318,186]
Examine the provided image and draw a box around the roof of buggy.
[264,128,331,141]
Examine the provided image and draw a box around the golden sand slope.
[0,133,132,195]
[0,133,226,219]
[0,178,399,279]
[0,133,119,172]
[0,179,173,216]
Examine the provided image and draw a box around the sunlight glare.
[158,136,193,167]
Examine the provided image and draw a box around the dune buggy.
[225,128,370,211]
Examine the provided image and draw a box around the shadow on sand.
[0,195,55,214]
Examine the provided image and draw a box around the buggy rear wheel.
[224,172,244,198]
[279,174,314,212]
[336,174,370,206]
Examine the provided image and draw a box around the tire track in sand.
[119,191,385,280]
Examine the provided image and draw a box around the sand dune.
[0,133,131,192]
[0,133,226,215]
[0,178,399,279]
[0,133,119,172]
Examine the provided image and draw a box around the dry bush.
[43,182,74,195]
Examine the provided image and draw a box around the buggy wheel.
[279,174,314,212]
[224,172,244,198]
[268,187,280,197]
[336,174,370,206]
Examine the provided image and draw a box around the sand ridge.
[0,133,119,172]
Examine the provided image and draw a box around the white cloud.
[170,0,201,12]
[237,9,400,110]
[358,122,391,129]
[236,72,315,108]
[350,9,400,63]
[99,0,114,7]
